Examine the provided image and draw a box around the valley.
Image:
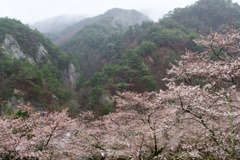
[1,0,240,159]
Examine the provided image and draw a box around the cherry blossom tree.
[164,27,240,159]
[0,105,98,160]
[98,27,240,159]
[1,27,240,160]
[115,28,240,159]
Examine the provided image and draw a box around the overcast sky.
[1,0,240,24]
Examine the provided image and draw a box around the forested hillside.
[1,0,240,116]
[0,18,74,113]
[165,0,240,32]
[60,18,196,113]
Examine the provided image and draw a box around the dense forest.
[1,0,240,159]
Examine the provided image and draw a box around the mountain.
[59,0,240,114]
[31,14,86,33]
[49,8,151,45]
[0,18,78,114]
[1,0,240,116]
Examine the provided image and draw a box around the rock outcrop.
[64,63,79,88]
[36,43,48,62]
[1,34,49,64]
[1,34,35,63]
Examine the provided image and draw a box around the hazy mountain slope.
[164,0,240,32]
[31,15,86,33]
[51,8,151,45]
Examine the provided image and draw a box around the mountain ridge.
[47,8,151,45]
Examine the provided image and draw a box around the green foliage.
[67,100,80,115]
[169,49,180,65]
[42,65,62,90]
[120,51,143,69]
[0,58,47,101]
[34,70,43,86]
[85,51,157,93]
[102,105,113,115]
[14,109,29,119]
[141,75,157,91]
[6,108,13,116]
[100,33,126,60]
[146,24,194,47]
[1,81,14,100]
[41,64,71,101]
[88,72,109,87]
[88,85,106,105]
[117,81,127,91]
[57,53,71,70]
[75,74,86,90]
[134,41,158,56]
[31,84,42,99]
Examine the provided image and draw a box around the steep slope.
[0,18,77,114]
[50,8,151,45]
[31,14,86,33]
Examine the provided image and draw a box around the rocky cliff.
[0,18,78,113]
[1,34,34,63]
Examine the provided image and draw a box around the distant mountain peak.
[49,8,151,45]
[105,8,140,14]
[31,14,86,33]
[103,8,151,24]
